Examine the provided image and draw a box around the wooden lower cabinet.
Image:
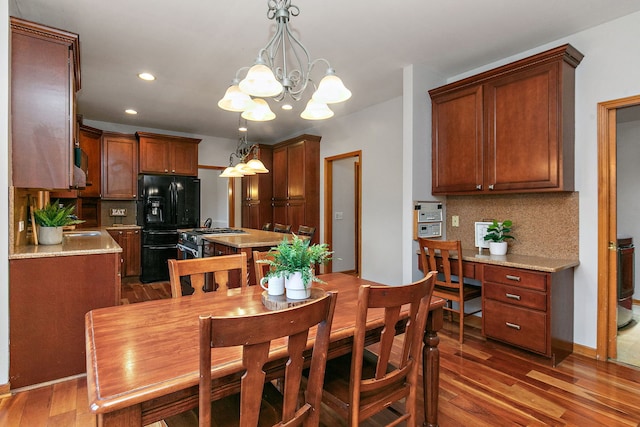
[9,253,120,388]
[107,228,141,277]
[482,264,574,365]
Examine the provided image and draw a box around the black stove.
[178,228,246,258]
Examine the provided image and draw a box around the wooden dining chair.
[167,253,247,298]
[418,238,482,343]
[296,225,316,240]
[164,290,338,427]
[261,222,271,231]
[318,272,436,426]
[252,250,275,284]
[273,223,292,233]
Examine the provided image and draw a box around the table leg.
[423,306,443,427]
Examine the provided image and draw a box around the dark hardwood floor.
[2,279,640,426]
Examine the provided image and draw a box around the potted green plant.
[33,200,84,245]
[261,234,332,299]
[483,219,514,255]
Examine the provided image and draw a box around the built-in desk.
[419,249,579,365]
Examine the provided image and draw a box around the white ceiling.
[9,0,640,142]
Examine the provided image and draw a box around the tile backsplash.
[445,192,579,260]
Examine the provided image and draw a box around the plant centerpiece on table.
[260,234,333,299]
[483,219,514,255]
[33,200,84,245]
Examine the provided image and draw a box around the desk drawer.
[483,265,547,291]
[484,282,547,311]
[483,299,547,355]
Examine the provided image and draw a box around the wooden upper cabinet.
[429,44,583,195]
[78,124,103,197]
[10,17,81,190]
[136,132,201,176]
[102,132,138,200]
[241,145,273,230]
[270,134,321,243]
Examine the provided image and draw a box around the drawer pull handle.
[505,274,521,282]
[505,293,521,300]
[506,322,521,330]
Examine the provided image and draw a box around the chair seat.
[433,283,481,301]
[164,382,283,427]
[321,351,409,422]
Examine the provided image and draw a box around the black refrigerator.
[137,174,200,283]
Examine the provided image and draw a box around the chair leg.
[459,300,464,344]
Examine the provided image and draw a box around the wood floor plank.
[18,385,51,427]
[50,378,77,416]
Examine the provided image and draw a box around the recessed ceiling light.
[138,72,156,81]
[125,109,138,115]
[281,104,293,110]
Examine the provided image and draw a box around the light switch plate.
[110,208,127,217]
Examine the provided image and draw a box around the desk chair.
[418,238,481,343]
[167,253,247,298]
[164,290,337,427]
[273,223,291,233]
[318,272,436,426]
[296,225,316,240]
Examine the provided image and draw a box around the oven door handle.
[177,243,199,258]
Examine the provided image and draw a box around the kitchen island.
[9,228,122,388]
[202,228,298,285]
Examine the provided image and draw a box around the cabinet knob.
[489,184,495,190]
[132,194,136,198]
[172,169,176,173]
[476,185,482,190]
[164,169,169,173]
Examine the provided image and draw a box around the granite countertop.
[202,228,295,249]
[459,249,579,273]
[104,224,142,230]
[10,228,123,260]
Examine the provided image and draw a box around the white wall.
[303,97,404,285]
[1,1,10,386]
[617,119,640,299]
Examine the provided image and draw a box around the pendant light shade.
[239,63,283,98]
[220,166,244,178]
[218,83,254,112]
[300,98,334,120]
[312,70,352,104]
[242,98,276,121]
[246,158,269,173]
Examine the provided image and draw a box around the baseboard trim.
[0,382,11,398]
[572,342,597,359]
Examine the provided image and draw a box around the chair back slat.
[168,253,247,298]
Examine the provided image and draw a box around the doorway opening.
[324,151,362,276]
[597,94,640,363]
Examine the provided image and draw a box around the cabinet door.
[11,23,76,189]
[124,230,141,277]
[102,133,138,200]
[272,146,288,200]
[485,62,560,191]
[287,142,306,199]
[139,136,171,174]
[78,126,103,197]
[171,141,199,176]
[431,85,484,194]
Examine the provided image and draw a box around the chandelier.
[217,0,351,121]
[219,119,269,178]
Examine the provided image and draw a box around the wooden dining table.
[85,272,445,427]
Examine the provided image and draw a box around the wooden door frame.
[324,151,362,275]
[596,94,640,360]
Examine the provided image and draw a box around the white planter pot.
[489,241,508,256]
[285,271,311,300]
[37,225,64,245]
